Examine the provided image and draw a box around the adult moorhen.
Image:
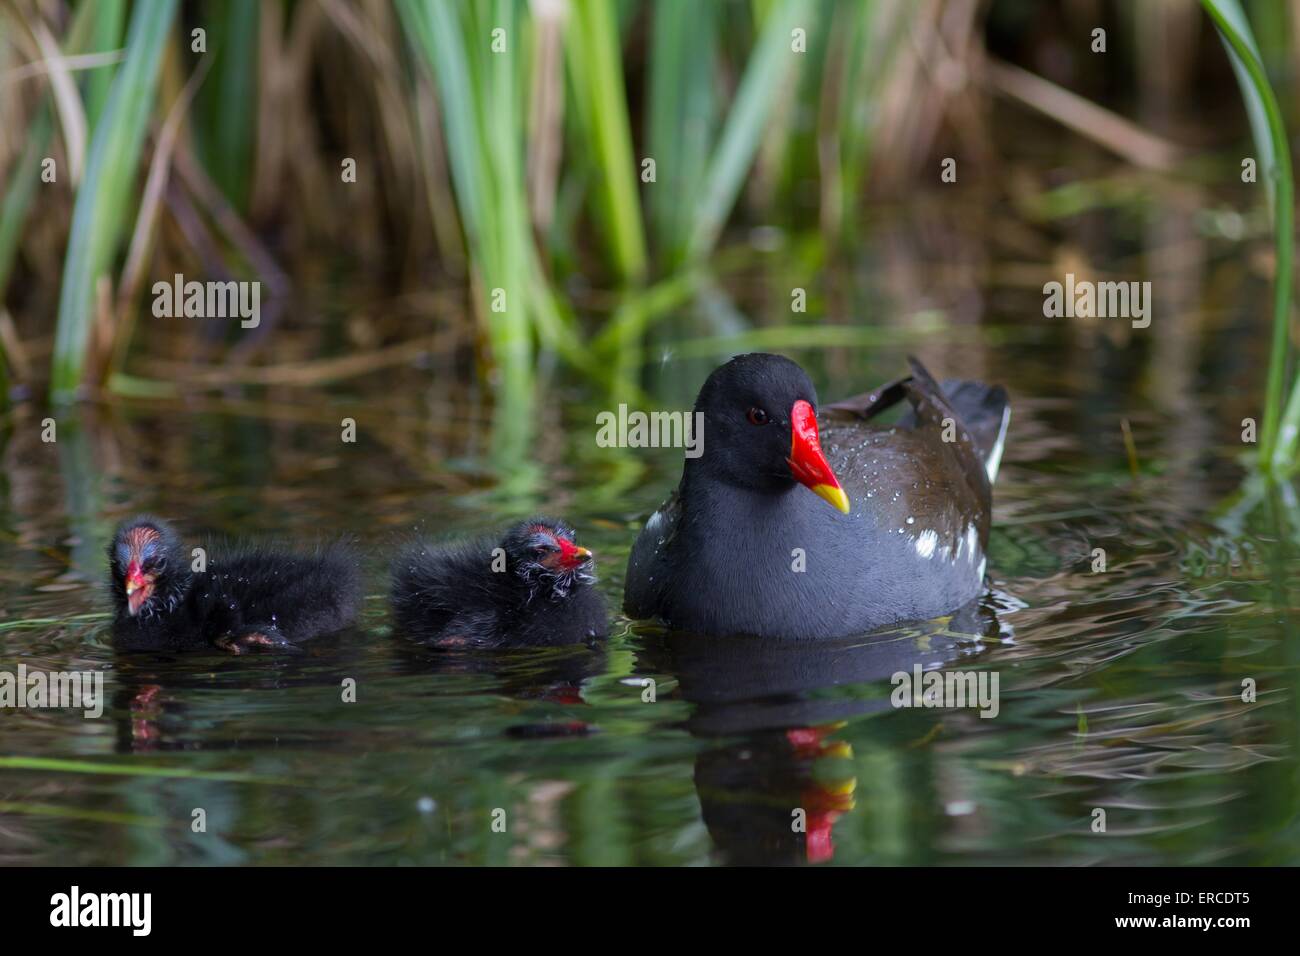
[624,353,1009,640]
[390,517,607,648]
[108,515,362,653]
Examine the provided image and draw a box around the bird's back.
[390,537,500,642]
[198,542,362,642]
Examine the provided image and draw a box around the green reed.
[6,0,1287,475]
[1202,0,1297,476]
[49,0,177,403]
[17,0,908,410]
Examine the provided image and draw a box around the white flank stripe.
[985,405,1011,483]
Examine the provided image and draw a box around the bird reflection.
[391,636,608,738]
[109,628,366,753]
[637,593,1010,864]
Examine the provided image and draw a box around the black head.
[689,353,849,511]
[107,515,190,619]
[500,518,596,600]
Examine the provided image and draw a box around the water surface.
[3,189,1298,866]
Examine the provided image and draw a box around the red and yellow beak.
[124,561,151,616]
[547,537,593,572]
[787,399,850,514]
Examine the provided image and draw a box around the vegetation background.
[1,0,1296,474]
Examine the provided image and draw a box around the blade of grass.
[195,0,258,208]
[49,0,178,403]
[1200,0,1295,473]
[527,250,644,397]
[108,52,214,384]
[0,0,106,303]
[833,0,909,238]
[0,755,286,784]
[396,1,484,244]
[525,0,565,236]
[0,612,110,632]
[757,0,828,221]
[397,0,536,461]
[564,0,647,282]
[646,0,717,266]
[0,322,8,402]
[483,0,534,460]
[0,108,52,302]
[686,0,813,261]
[603,274,702,393]
[0,801,167,827]
[667,311,946,360]
[82,0,126,131]
[592,269,702,356]
[30,19,87,183]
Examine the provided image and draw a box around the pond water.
[2,185,1298,866]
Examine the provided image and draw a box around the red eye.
[746,407,769,426]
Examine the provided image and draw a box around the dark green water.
[3,198,1299,865]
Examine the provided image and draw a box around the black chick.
[390,517,608,649]
[108,515,362,653]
